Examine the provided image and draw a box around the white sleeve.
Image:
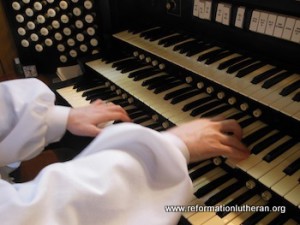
[0,78,70,166]
[0,123,193,225]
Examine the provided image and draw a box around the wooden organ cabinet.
[5,0,300,224]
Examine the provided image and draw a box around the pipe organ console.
[5,0,300,224]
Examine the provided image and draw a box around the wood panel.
[0,0,18,77]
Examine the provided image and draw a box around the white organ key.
[259,150,299,187]
[251,73,300,114]
[233,130,284,171]
[272,170,300,199]
[246,137,298,179]
[256,212,281,225]
[200,187,248,225]
[183,169,228,218]
[187,179,238,224]
[202,194,261,225]
[192,167,226,191]
[242,120,265,137]
[284,185,300,207]
[227,198,267,225]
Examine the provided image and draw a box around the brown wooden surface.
[0,0,18,77]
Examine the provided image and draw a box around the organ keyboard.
[53,0,300,224]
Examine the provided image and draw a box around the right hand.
[167,117,249,162]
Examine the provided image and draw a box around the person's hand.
[167,117,249,162]
[67,99,131,137]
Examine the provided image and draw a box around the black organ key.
[121,62,146,74]
[279,79,300,96]
[205,51,232,65]
[190,99,221,117]
[242,126,274,146]
[126,108,142,115]
[128,111,145,119]
[142,74,172,87]
[158,34,190,47]
[116,60,141,71]
[185,42,212,57]
[241,211,270,225]
[128,26,151,34]
[173,39,199,53]
[164,86,195,100]
[236,62,266,78]
[147,76,178,92]
[201,104,232,117]
[189,162,217,181]
[204,181,244,206]
[262,71,293,89]
[251,67,282,84]
[292,91,300,101]
[177,216,192,225]
[128,67,155,78]
[194,173,233,198]
[263,138,297,162]
[170,90,203,104]
[146,122,165,130]
[139,27,163,38]
[217,55,247,70]
[226,58,257,74]
[74,77,106,90]
[133,69,162,81]
[104,54,128,64]
[82,86,108,97]
[251,132,285,154]
[188,160,206,170]
[111,58,135,68]
[197,48,225,62]
[238,117,257,128]
[134,116,152,124]
[112,99,129,108]
[283,158,300,175]
[154,80,184,94]
[216,189,257,218]
[226,111,246,120]
[86,91,117,101]
[267,213,290,225]
[141,27,174,41]
[182,96,214,112]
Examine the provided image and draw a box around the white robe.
[0,78,193,225]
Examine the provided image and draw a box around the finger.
[77,125,102,137]
[106,105,131,120]
[209,115,226,122]
[102,111,132,122]
[91,99,104,105]
[220,134,250,156]
[219,119,243,140]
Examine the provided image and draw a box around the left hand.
[67,100,131,137]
